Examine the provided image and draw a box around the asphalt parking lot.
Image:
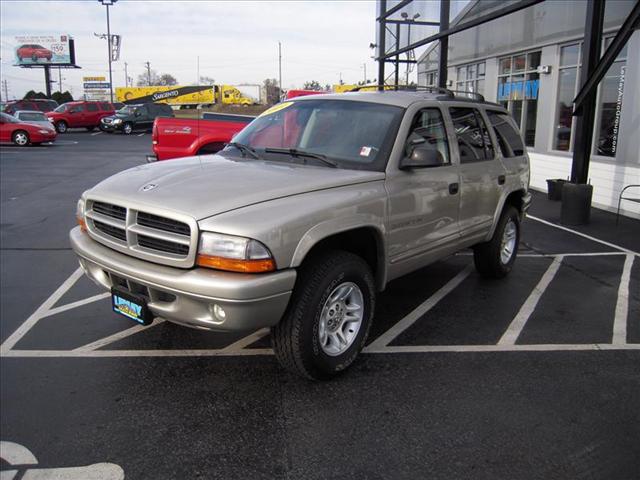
[1,131,639,479]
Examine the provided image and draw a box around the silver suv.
[71,89,531,379]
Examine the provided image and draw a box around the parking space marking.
[73,319,166,352]
[365,343,640,354]
[220,328,270,352]
[498,256,564,345]
[2,348,275,358]
[366,265,473,349]
[91,131,102,136]
[613,254,635,345]
[528,215,639,256]
[137,133,145,137]
[41,293,110,319]
[0,267,83,354]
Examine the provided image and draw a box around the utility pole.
[363,63,367,83]
[97,0,117,102]
[145,61,151,86]
[278,42,282,94]
[124,62,128,87]
[2,79,9,101]
[197,56,200,85]
[58,67,62,93]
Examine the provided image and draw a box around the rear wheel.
[122,122,133,135]
[12,130,30,146]
[272,250,375,380]
[55,121,68,133]
[473,206,520,278]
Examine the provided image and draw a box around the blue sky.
[0,0,388,99]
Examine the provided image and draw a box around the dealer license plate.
[111,288,152,325]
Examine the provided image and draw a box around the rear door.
[135,105,152,130]
[85,102,101,125]
[386,106,461,272]
[448,106,506,242]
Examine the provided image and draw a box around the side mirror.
[399,145,446,170]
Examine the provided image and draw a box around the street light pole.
[98,0,117,102]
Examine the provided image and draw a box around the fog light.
[212,304,226,322]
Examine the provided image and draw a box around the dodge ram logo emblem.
[141,183,157,192]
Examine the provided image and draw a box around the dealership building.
[414,0,639,218]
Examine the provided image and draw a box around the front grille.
[137,212,190,236]
[94,220,126,241]
[138,235,189,256]
[93,201,126,221]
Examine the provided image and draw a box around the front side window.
[497,51,540,147]
[70,105,85,113]
[406,108,450,165]
[54,104,69,113]
[99,102,111,111]
[486,111,524,157]
[86,103,99,112]
[18,112,47,122]
[449,107,494,163]
[229,100,404,171]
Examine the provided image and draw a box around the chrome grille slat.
[85,198,198,267]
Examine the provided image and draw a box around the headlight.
[48,117,54,123]
[38,129,51,134]
[197,232,275,273]
[113,118,122,124]
[76,198,87,232]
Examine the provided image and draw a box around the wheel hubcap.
[58,123,66,132]
[318,282,364,356]
[124,125,131,134]
[500,220,517,264]
[15,133,27,145]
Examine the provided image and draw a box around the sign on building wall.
[497,79,539,101]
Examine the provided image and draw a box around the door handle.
[449,183,459,195]
[498,175,506,185]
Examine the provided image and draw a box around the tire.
[86,126,95,132]
[55,121,68,133]
[473,205,520,279]
[31,54,37,61]
[272,250,375,380]
[12,130,30,146]
[122,122,133,135]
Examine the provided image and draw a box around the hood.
[87,155,385,221]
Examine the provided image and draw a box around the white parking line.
[0,267,83,354]
[137,133,145,137]
[613,254,635,345]
[366,343,640,354]
[498,256,564,345]
[220,328,270,352]
[528,215,639,256]
[41,292,110,319]
[74,319,165,352]
[91,131,102,136]
[366,265,473,349]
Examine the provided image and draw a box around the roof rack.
[347,84,485,102]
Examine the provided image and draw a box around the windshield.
[1,113,19,123]
[18,112,47,121]
[117,106,136,115]
[228,99,404,171]
[54,104,69,113]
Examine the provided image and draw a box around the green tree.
[303,80,322,91]
[199,76,215,85]
[158,73,178,86]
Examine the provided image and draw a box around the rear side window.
[99,102,112,111]
[449,107,495,163]
[406,108,450,165]
[487,111,524,157]
[86,103,99,112]
[70,105,85,113]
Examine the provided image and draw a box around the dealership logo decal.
[141,183,158,192]
[151,90,180,101]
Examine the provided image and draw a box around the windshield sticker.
[259,102,293,117]
[359,146,372,157]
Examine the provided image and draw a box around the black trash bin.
[561,182,593,225]
[546,179,566,201]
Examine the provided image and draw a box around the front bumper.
[70,227,296,332]
[99,122,121,132]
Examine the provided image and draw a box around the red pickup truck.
[148,112,253,161]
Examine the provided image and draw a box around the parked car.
[71,89,531,379]
[16,44,52,62]
[3,99,58,115]
[0,112,57,146]
[284,89,326,100]
[149,112,253,161]
[100,103,174,135]
[13,110,56,131]
[46,101,115,133]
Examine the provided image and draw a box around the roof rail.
[347,84,486,102]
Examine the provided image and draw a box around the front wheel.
[55,121,68,133]
[12,130,30,146]
[272,250,375,380]
[473,206,520,279]
[122,122,133,135]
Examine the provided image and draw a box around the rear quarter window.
[486,110,525,157]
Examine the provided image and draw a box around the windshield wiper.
[225,142,261,160]
[264,147,338,168]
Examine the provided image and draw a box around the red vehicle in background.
[0,112,57,146]
[284,89,325,100]
[3,99,58,115]
[149,112,253,161]
[46,101,116,133]
[16,44,53,62]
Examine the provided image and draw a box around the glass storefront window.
[499,58,511,75]
[527,52,541,70]
[513,55,526,72]
[560,44,580,66]
[455,61,486,96]
[594,47,627,157]
[554,67,578,151]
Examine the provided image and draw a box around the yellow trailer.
[115,86,216,105]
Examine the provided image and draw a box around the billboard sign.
[84,82,111,90]
[83,76,106,82]
[14,34,74,66]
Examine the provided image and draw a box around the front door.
[68,104,87,127]
[386,107,460,274]
[448,106,506,240]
